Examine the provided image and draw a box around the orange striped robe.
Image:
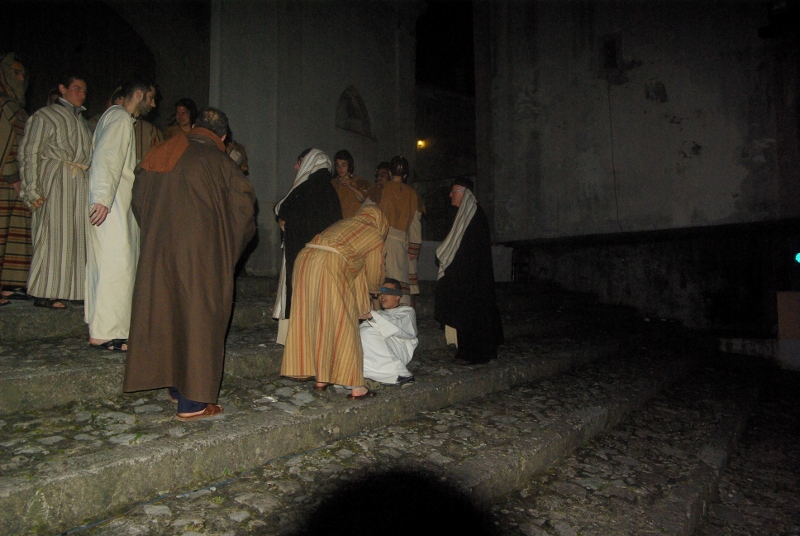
[281,205,388,387]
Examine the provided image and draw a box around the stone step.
[57,335,709,535]
[0,333,624,534]
[0,309,565,416]
[0,277,597,343]
[490,358,754,535]
[695,364,800,535]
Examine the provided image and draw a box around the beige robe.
[85,105,139,339]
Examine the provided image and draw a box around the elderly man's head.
[379,278,403,310]
[195,107,229,139]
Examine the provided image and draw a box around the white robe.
[84,106,139,339]
[360,305,417,384]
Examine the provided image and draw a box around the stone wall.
[210,0,421,275]
[477,1,789,241]
[477,1,799,333]
[512,219,800,334]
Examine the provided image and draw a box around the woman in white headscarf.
[272,148,342,342]
[435,178,503,364]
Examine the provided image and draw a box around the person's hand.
[89,203,109,226]
[11,181,20,196]
[358,311,373,320]
[31,197,46,209]
[278,218,285,231]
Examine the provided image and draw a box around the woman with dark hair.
[435,178,503,364]
[164,97,198,140]
[272,148,342,343]
[331,148,371,218]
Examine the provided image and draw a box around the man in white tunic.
[18,71,93,308]
[85,78,156,351]
[358,278,417,386]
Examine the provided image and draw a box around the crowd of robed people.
[0,52,503,421]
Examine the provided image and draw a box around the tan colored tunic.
[377,181,422,297]
[331,175,371,218]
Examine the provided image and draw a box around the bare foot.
[350,386,368,397]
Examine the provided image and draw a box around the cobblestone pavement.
[695,365,800,536]
[490,360,753,535]
[66,341,691,536]
[61,356,799,536]
[0,334,597,484]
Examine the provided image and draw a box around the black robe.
[434,205,504,363]
[278,168,342,316]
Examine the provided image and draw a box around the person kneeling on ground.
[359,277,417,386]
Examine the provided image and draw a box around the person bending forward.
[281,204,387,399]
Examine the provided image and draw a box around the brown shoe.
[175,404,224,422]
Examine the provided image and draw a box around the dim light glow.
[416,139,426,148]
[795,253,800,263]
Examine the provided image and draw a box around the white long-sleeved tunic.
[360,305,418,384]
[84,105,139,339]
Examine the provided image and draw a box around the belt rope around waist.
[306,243,345,259]
[50,156,90,178]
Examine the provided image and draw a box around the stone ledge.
[0,340,617,534]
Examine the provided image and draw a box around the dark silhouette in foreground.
[291,469,496,536]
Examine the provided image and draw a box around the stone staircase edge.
[0,343,617,534]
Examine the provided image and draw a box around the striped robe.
[0,182,31,288]
[18,103,93,300]
[0,57,30,289]
[281,205,387,387]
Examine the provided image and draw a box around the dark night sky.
[416,0,475,96]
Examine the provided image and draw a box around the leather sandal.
[347,389,376,400]
[175,404,224,422]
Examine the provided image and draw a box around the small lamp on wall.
[416,139,426,149]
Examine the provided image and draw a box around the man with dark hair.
[0,52,31,306]
[164,97,198,140]
[18,70,93,308]
[435,178,503,364]
[331,149,370,218]
[376,155,423,306]
[375,161,391,185]
[124,106,255,421]
[85,77,156,351]
[359,277,417,386]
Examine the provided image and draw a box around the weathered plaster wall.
[475,1,800,332]
[516,220,800,334]
[483,1,784,242]
[106,0,211,128]
[210,0,419,275]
